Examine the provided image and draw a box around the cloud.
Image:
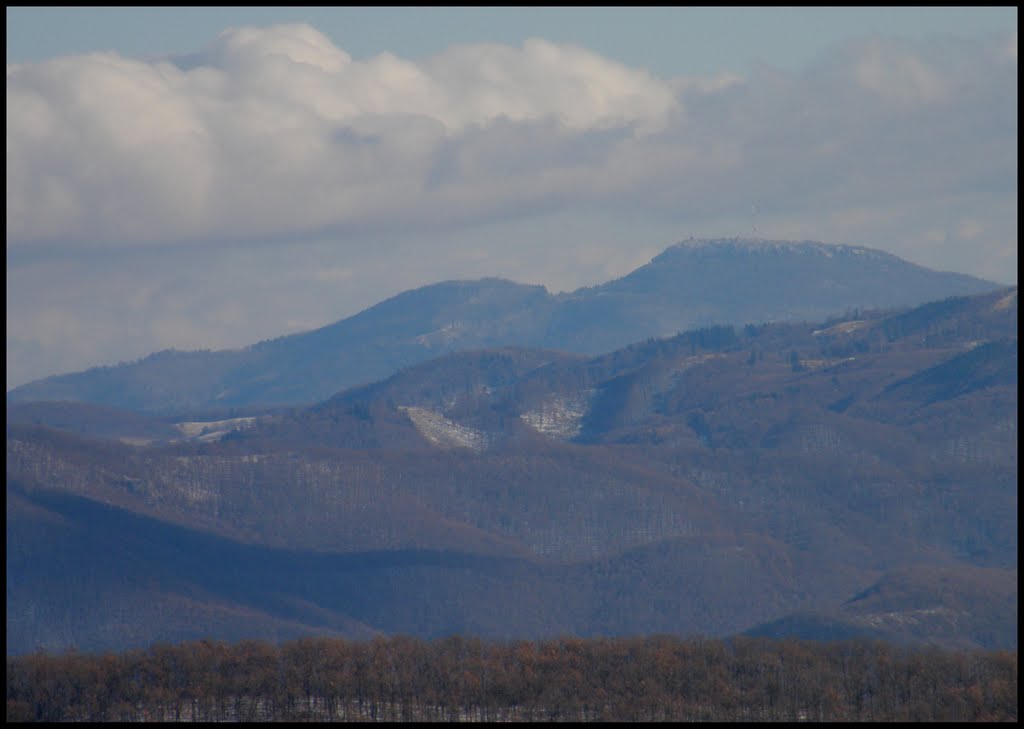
[853,37,948,104]
[7,25,1016,257]
[6,24,679,250]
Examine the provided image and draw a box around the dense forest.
[7,635,1017,722]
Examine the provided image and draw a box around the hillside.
[7,239,1001,414]
[7,286,1016,654]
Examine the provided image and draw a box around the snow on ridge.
[854,606,960,629]
[400,406,488,452]
[669,238,888,259]
[993,289,1017,311]
[174,416,258,440]
[520,391,593,439]
[812,320,868,336]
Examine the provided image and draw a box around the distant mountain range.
[6,238,1001,415]
[7,284,1016,654]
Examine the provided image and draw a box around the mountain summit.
[8,239,1000,414]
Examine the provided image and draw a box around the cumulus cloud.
[7,24,679,249]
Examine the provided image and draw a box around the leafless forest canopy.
[6,635,1018,722]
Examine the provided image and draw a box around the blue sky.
[6,6,1017,76]
[5,7,1018,390]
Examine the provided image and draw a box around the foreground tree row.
[7,634,1017,722]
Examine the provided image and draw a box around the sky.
[6,7,1018,391]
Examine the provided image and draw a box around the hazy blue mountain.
[7,239,1001,414]
[7,286,1016,654]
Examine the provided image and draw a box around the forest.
[7,635,1017,722]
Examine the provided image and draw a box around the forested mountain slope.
[7,286,1016,654]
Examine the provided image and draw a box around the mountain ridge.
[8,238,1001,414]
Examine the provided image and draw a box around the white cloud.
[853,37,948,104]
[7,25,680,250]
[7,26,1015,256]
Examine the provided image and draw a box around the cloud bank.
[7,24,680,248]
[9,24,1014,254]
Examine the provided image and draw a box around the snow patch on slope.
[174,417,258,441]
[416,322,465,348]
[813,320,868,336]
[993,289,1017,311]
[400,406,488,452]
[520,392,593,439]
[853,606,961,629]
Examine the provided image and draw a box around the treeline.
[7,635,1017,722]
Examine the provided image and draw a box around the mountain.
[7,286,1016,654]
[6,239,1002,414]
[744,565,1018,650]
[541,238,1002,354]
